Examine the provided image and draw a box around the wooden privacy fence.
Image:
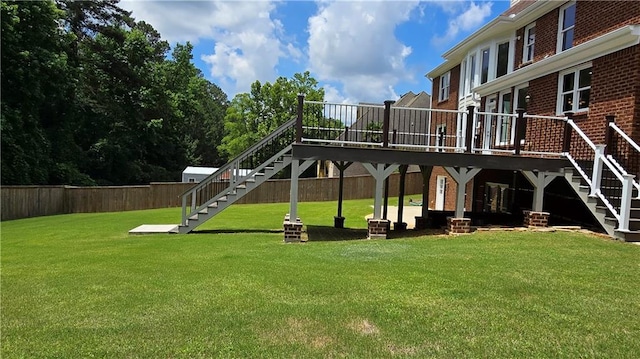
[2,172,423,221]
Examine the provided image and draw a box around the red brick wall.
[527,73,557,116]
[433,65,460,111]
[589,45,640,143]
[514,26,525,69]
[532,8,559,62]
[574,1,640,46]
[427,166,473,212]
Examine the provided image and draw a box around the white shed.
[182,166,217,183]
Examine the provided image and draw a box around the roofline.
[426,1,558,80]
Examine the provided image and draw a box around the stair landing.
[129,224,179,234]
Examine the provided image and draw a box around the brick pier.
[368,219,390,239]
[523,210,550,228]
[447,217,472,234]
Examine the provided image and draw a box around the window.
[496,91,513,145]
[515,86,529,112]
[481,48,490,84]
[558,65,591,113]
[469,54,477,91]
[188,177,196,183]
[558,2,576,52]
[439,71,450,101]
[459,60,466,99]
[523,23,535,62]
[496,41,510,78]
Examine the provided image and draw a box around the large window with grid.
[558,64,591,114]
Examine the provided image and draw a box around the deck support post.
[415,165,433,229]
[284,159,315,242]
[521,170,562,228]
[285,159,302,242]
[395,165,409,231]
[522,170,562,212]
[444,167,481,219]
[333,161,352,228]
[363,162,399,238]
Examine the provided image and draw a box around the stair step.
[605,217,640,231]
[219,196,227,202]
[208,203,218,209]
[189,214,199,221]
[614,230,640,242]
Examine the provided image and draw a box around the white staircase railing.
[564,120,635,232]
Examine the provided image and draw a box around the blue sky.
[121,1,512,103]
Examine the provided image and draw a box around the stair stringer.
[563,167,617,236]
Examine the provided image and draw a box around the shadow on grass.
[305,225,368,241]
[192,229,283,235]
[305,225,448,241]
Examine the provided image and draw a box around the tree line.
[1,0,324,186]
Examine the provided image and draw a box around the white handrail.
[567,120,597,151]
[610,122,640,153]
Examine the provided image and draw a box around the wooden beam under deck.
[292,144,570,172]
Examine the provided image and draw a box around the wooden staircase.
[178,119,296,233]
[564,167,640,241]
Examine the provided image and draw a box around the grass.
[2,199,640,358]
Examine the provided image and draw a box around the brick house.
[426,0,640,222]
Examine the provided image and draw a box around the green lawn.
[2,200,639,358]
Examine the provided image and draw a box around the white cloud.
[307,1,419,103]
[432,1,493,46]
[121,1,300,96]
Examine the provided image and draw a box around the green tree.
[1,0,76,184]
[219,71,324,159]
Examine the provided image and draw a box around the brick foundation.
[523,210,550,228]
[283,214,303,242]
[368,219,390,239]
[447,217,472,234]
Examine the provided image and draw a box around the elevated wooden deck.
[293,144,570,172]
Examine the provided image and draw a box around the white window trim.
[459,60,466,100]
[439,71,450,102]
[557,63,592,115]
[557,1,576,53]
[523,22,536,63]
[461,37,516,96]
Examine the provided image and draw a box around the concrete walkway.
[365,205,424,230]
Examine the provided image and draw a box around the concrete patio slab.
[129,224,179,234]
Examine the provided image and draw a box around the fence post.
[562,112,574,154]
[465,106,475,153]
[605,114,615,156]
[590,144,606,197]
[514,108,525,155]
[619,174,634,232]
[296,94,304,143]
[392,129,397,146]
